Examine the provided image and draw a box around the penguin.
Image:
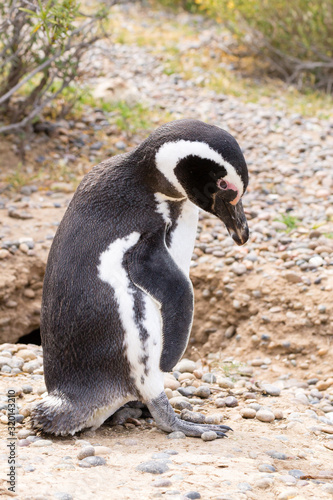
[31,119,249,437]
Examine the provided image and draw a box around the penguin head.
[151,119,249,245]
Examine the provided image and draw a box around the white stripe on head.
[155,140,244,202]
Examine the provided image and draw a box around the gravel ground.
[0,2,333,499]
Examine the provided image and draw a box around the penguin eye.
[218,179,228,190]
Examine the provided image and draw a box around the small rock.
[180,409,205,424]
[193,386,210,399]
[167,431,186,439]
[255,478,274,489]
[256,410,275,422]
[152,479,173,487]
[136,460,169,474]
[273,409,284,420]
[277,488,298,500]
[184,492,201,499]
[225,396,238,407]
[202,373,216,384]
[79,456,106,467]
[288,469,303,479]
[231,263,247,275]
[262,384,281,397]
[258,463,276,473]
[94,446,112,455]
[285,272,302,283]
[215,399,226,408]
[174,359,196,373]
[77,446,95,460]
[201,431,217,441]
[31,439,53,447]
[0,249,10,259]
[217,378,234,389]
[240,408,256,419]
[205,414,221,425]
[266,450,287,460]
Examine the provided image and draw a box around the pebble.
[54,494,73,500]
[262,384,281,396]
[202,373,216,383]
[256,409,275,422]
[184,492,201,499]
[255,478,274,489]
[152,479,173,487]
[258,463,276,473]
[136,460,169,474]
[193,386,210,398]
[167,431,186,439]
[266,450,287,460]
[77,446,95,460]
[225,396,238,407]
[201,431,217,441]
[79,456,106,467]
[240,408,256,419]
[180,409,205,424]
[30,439,53,447]
[175,359,196,373]
[277,488,298,499]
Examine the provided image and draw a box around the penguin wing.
[125,230,194,372]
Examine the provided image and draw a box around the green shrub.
[159,0,333,92]
[0,0,114,134]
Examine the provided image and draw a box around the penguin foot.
[31,393,92,436]
[146,391,232,438]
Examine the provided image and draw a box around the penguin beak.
[213,194,249,246]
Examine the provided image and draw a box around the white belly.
[168,200,199,276]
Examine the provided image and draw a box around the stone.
[277,488,298,500]
[231,262,247,275]
[240,408,256,419]
[184,492,201,499]
[256,410,275,422]
[215,399,226,408]
[77,446,95,460]
[0,249,10,259]
[193,386,210,398]
[167,431,186,439]
[262,384,281,396]
[217,378,234,389]
[205,414,221,425]
[202,373,216,383]
[266,450,287,460]
[79,456,106,467]
[136,461,169,474]
[175,359,196,373]
[255,478,274,489]
[31,439,53,447]
[180,409,205,424]
[258,463,276,473]
[152,479,173,487]
[164,375,180,391]
[284,272,302,283]
[225,396,238,407]
[201,431,217,441]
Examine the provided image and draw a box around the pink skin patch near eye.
[217,178,241,205]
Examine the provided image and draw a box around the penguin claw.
[215,431,228,438]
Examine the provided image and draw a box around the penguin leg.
[146,391,232,438]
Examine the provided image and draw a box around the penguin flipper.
[125,229,194,372]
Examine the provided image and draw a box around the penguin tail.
[30,392,91,436]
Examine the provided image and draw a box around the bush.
[161,0,333,92]
[0,0,118,134]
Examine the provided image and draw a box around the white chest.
[168,200,199,276]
